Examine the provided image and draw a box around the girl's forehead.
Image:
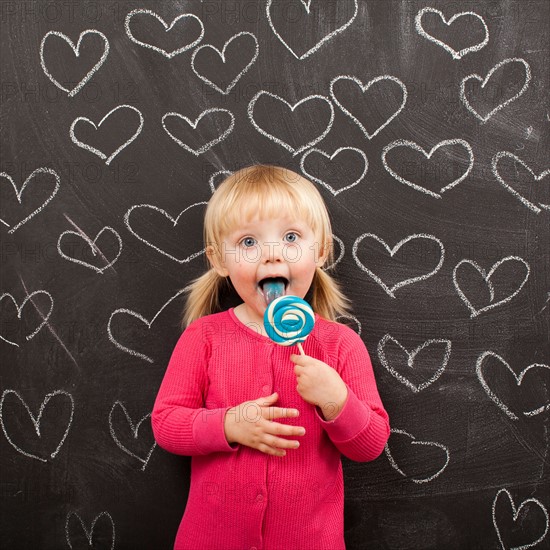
[225,215,311,236]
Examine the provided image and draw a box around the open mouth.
[258,277,289,305]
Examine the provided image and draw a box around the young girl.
[151,165,390,550]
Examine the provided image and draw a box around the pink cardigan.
[152,308,390,550]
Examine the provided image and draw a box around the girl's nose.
[262,241,284,263]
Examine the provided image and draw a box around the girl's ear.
[315,239,330,268]
[206,244,229,277]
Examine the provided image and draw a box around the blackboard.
[1,1,549,548]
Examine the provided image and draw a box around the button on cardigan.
[151,308,390,550]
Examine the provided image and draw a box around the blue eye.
[285,232,298,243]
[241,237,256,248]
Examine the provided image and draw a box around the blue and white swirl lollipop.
[263,295,315,354]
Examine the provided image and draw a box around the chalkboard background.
[1,1,549,548]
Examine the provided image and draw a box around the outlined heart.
[352,233,445,298]
[382,139,474,198]
[492,152,550,214]
[453,256,530,317]
[40,29,109,96]
[65,511,115,550]
[109,401,156,471]
[125,9,204,58]
[324,234,345,270]
[460,58,531,123]
[0,168,60,234]
[476,351,550,420]
[266,0,358,60]
[0,290,53,346]
[0,390,74,462]
[247,91,334,155]
[300,147,368,195]
[384,428,450,484]
[124,202,206,263]
[414,7,489,59]
[191,31,259,95]
[492,488,549,550]
[377,335,451,393]
[57,226,122,274]
[107,288,187,363]
[70,104,144,165]
[329,75,407,139]
[162,109,235,156]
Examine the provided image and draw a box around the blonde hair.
[179,164,353,330]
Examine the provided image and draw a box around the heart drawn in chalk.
[329,75,407,139]
[65,511,115,550]
[384,428,450,483]
[70,104,144,165]
[109,401,156,471]
[40,30,109,96]
[124,202,206,263]
[191,31,259,95]
[382,139,474,198]
[248,91,334,155]
[460,58,531,123]
[162,109,235,156]
[107,289,187,363]
[476,351,550,420]
[266,0,358,60]
[377,335,451,393]
[492,488,549,550]
[0,168,60,234]
[300,147,368,195]
[0,390,74,462]
[453,256,530,317]
[0,291,53,347]
[125,9,204,58]
[352,233,445,298]
[492,152,550,214]
[57,226,122,274]
[414,7,489,59]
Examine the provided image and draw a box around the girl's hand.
[290,354,348,421]
[223,392,306,457]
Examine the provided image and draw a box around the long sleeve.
[151,319,239,456]
[315,326,390,462]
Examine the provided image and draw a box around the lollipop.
[263,295,315,355]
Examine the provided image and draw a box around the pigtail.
[179,268,230,330]
[311,266,354,322]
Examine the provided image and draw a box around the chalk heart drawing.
[0,168,60,234]
[460,58,531,123]
[453,256,530,317]
[209,169,232,194]
[324,234,345,271]
[300,147,368,195]
[248,91,334,155]
[191,31,259,95]
[125,8,204,58]
[66,511,115,550]
[382,139,474,198]
[124,202,206,263]
[266,0,358,60]
[492,152,550,214]
[352,233,445,298]
[329,75,407,139]
[492,488,549,550]
[109,401,156,471]
[377,335,451,393]
[108,289,186,363]
[335,314,361,336]
[70,104,144,165]
[476,351,550,421]
[384,428,450,484]
[0,290,53,346]
[162,108,235,156]
[414,7,489,60]
[57,226,122,274]
[0,390,74,462]
[40,30,109,97]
